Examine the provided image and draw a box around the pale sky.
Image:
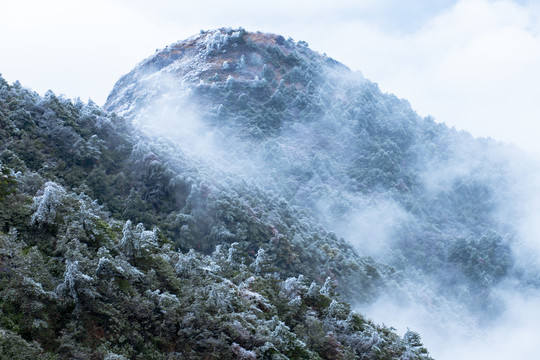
[2,0,540,153]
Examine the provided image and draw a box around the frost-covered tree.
[0,163,16,201]
[118,220,158,266]
[56,259,94,303]
[30,181,68,226]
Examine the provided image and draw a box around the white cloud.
[312,0,540,153]
[361,286,540,360]
[1,0,176,104]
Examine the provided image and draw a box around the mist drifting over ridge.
[102,27,540,359]
[3,25,538,359]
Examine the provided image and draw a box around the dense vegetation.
[0,74,431,359]
[106,28,529,324]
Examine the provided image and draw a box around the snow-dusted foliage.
[118,220,158,264]
[96,249,144,281]
[30,181,67,225]
[202,28,246,56]
[175,248,200,277]
[73,134,104,164]
[251,247,266,274]
[103,353,128,360]
[280,275,307,300]
[230,342,257,360]
[56,259,94,302]
[203,30,232,54]
[0,163,16,201]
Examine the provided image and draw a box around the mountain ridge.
[105,28,540,355]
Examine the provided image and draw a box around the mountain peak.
[147,27,345,78]
[105,28,351,121]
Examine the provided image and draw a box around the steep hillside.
[0,75,432,359]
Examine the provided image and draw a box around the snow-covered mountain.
[2,27,540,359]
[105,28,540,358]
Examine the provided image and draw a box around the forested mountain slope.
[0,75,431,359]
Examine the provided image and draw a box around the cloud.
[360,286,540,360]
[309,0,540,153]
[0,0,168,104]
[323,196,411,259]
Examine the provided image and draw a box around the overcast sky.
[2,0,540,153]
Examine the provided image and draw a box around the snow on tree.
[175,249,200,277]
[320,277,333,296]
[251,248,266,274]
[280,275,307,300]
[203,30,231,55]
[65,193,109,246]
[56,259,94,303]
[72,134,104,165]
[96,247,144,281]
[104,353,128,360]
[230,343,256,360]
[30,181,68,226]
[266,316,310,356]
[145,289,181,315]
[0,163,17,201]
[227,241,239,262]
[118,220,158,264]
